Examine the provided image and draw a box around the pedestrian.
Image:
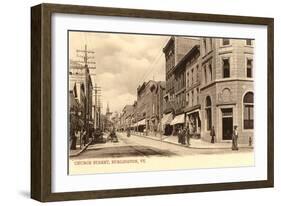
[81,128,87,146]
[186,125,190,146]
[210,126,216,143]
[177,128,182,144]
[181,127,186,145]
[232,125,239,150]
[70,127,77,150]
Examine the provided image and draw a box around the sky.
[69,31,170,114]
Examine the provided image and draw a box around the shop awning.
[161,113,173,125]
[170,114,185,125]
[186,109,201,120]
[137,119,146,126]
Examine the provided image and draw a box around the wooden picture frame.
[31,3,274,202]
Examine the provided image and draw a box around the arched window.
[223,58,230,78]
[205,96,212,131]
[243,92,254,129]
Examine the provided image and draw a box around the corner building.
[199,38,254,143]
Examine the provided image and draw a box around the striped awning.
[137,119,146,126]
[170,114,185,125]
[161,113,173,125]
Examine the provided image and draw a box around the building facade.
[162,36,254,143]
[162,36,200,135]
[136,80,165,134]
[199,38,254,143]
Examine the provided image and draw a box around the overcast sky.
[69,31,170,114]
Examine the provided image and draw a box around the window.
[186,92,189,106]
[209,64,212,81]
[196,88,199,105]
[205,96,212,131]
[247,59,253,78]
[243,92,254,129]
[196,65,199,83]
[246,39,252,46]
[223,58,230,78]
[222,38,230,46]
[191,69,194,85]
[204,66,207,84]
[203,38,207,53]
[191,90,194,106]
[186,72,189,87]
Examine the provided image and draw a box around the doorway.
[221,108,233,140]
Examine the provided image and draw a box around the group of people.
[177,125,191,146]
[177,125,239,150]
[209,125,239,150]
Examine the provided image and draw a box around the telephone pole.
[74,44,96,143]
[92,84,101,129]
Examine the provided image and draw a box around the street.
[69,132,254,175]
[71,132,252,159]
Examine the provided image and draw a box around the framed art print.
[31,3,274,202]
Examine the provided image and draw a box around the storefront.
[136,119,146,132]
[161,113,173,135]
[186,109,201,138]
[170,113,185,135]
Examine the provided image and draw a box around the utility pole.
[74,44,96,144]
[92,84,101,129]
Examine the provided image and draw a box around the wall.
[0,0,280,206]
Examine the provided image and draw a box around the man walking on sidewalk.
[232,125,239,150]
[186,125,190,147]
[210,126,216,143]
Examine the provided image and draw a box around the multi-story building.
[121,105,134,130]
[69,60,93,125]
[162,36,199,135]
[135,80,165,134]
[162,37,254,144]
[199,37,254,143]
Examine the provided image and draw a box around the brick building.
[135,80,165,133]
[162,36,199,135]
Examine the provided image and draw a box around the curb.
[69,140,92,157]
[131,133,254,150]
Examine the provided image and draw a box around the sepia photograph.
[68,31,255,175]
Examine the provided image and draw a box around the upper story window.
[223,58,230,78]
[247,59,253,78]
[204,65,207,84]
[186,92,189,106]
[196,88,199,105]
[203,38,207,53]
[246,39,252,46]
[186,72,189,87]
[222,38,230,46]
[196,65,199,83]
[209,64,213,81]
[191,68,194,85]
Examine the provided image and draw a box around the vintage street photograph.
[68,31,254,175]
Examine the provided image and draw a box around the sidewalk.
[131,132,253,149]
[69,141,92,157]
